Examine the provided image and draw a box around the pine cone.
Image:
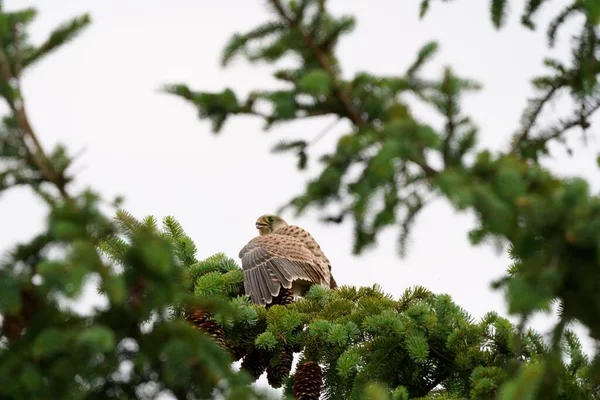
[241,347,270,380]
[291,337,304,353]
[184,306,209,326]
[228,329,255,361]
[294,361,322,400]
[184,306,226,350]
[229,342,249,362]
[198,319,227,350]
[267,287,295,309]
[3,285,39,341]
[266,343,294,388]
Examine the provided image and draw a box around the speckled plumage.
[239,215,334,305]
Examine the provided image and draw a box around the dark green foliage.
[0,202,262,398]
[0,206,263,399]
[490,0,509,28]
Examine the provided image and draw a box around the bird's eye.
[267,216,274,223]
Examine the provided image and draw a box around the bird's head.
[255,214,287,235]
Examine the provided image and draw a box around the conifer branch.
[442,97,457,166]
[0,25,71,201]
[547,4,580,47]
[510,81,563,153]
[11,23,22,78]
[268,0,439,177]
[525,98,600,150]
[268,0,364,127]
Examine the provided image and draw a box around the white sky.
[4,0,599,397]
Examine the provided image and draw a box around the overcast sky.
[4,0,599,397]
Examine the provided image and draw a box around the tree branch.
[442,97,456,166]
[510,82,562,153]
[268,0,365,127]
[0,25,72,201]
[268,0,439,178]
[526,100,600,149]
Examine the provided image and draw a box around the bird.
[238,214,337,306]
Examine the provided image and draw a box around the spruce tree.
[1,1,600,400]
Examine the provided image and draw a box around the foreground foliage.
[0,6,258,400]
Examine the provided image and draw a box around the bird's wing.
[274,225,333,286]
[238,234,326,305]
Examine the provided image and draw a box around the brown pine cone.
[198,319,227,350]
[228,329,256,361]
[3,285,39,341]
[266,343,294,388]
[184,306,208,326]
[294,361,323,400]
[267,287,295,309]
[229,342,249,362]
[184,306,226,350]
[241,347,270,381]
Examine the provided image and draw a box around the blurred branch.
[0,22,72,201]
[510,81,563,153]
[268,0,439,177]
[268,0,365,127]
[519,98,600,153]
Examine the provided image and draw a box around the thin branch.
[510,82,562,153]
[11,22,22,78]
[529,100,600,147]
[442,99,456,166]
[308,116,340,147]
[246,105,333,121]
[0,28,72,201]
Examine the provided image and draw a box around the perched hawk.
[239,214,337,305]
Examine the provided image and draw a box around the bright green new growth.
[100,213,600,399]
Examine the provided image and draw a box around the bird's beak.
[255,221,269,229]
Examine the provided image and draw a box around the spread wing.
[238,234,326,305]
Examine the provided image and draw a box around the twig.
[11,22,22,78]
[510,83,562,153]
[0,23,72,201]
[308,116,340,147]
[442,93,456,166]
[526,100,600,149]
